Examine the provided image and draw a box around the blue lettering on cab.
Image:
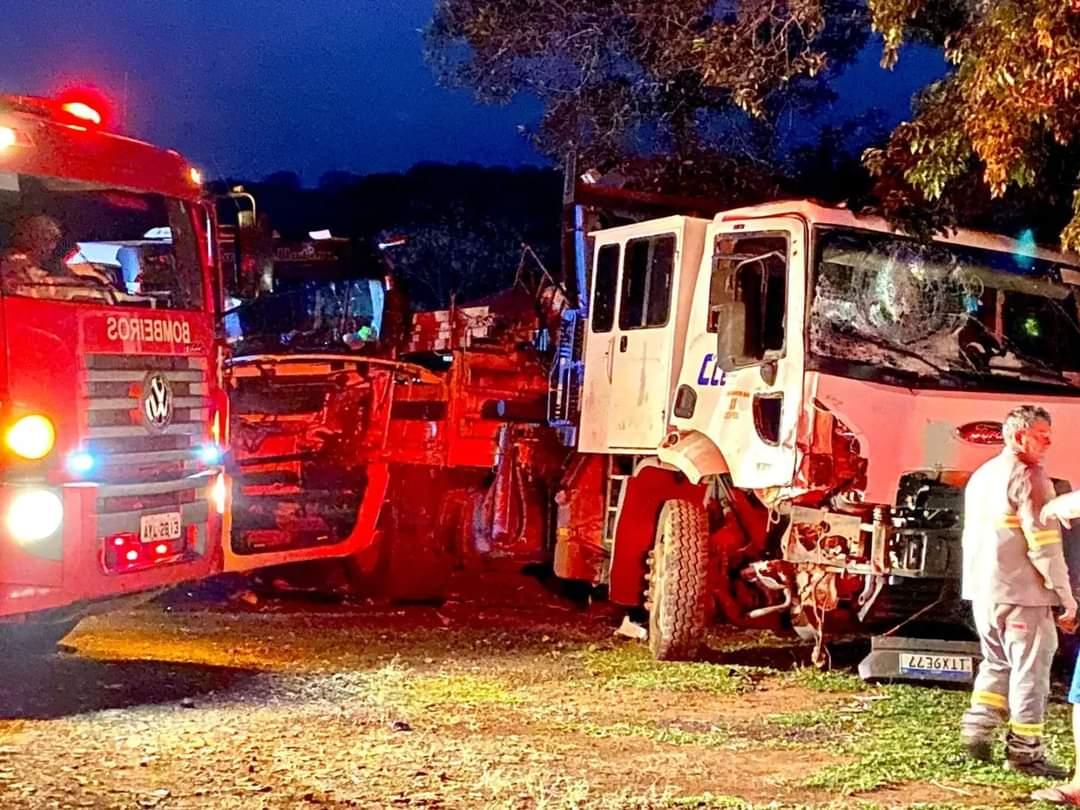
[696,353,727,387]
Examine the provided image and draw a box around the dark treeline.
[211,163,563,311]
[211,144,883,311]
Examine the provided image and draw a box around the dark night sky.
[3,1,946,184]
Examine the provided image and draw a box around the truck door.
[579,243,620,452]
[608,233,677,449]
[219,356,396,574]
[677,219,807,488]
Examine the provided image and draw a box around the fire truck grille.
[81,354,214,517]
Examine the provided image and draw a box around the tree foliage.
[426,0,868,199]
[866,0,1080,248]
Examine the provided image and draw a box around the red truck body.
[0,95,227,624]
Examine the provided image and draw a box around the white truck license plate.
[898,652,973,679]
[140,512,182,543]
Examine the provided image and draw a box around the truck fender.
[608,462,708,607]
[657,430,730,485]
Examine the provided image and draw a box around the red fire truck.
[0,94,228,648]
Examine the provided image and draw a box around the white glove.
[1041,490,1080,528]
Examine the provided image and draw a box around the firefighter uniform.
[960,448,1076,767]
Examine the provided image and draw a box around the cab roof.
[717,199,1080,267]
[0,95,202,201]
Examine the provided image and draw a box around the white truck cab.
[565,199,1080,667]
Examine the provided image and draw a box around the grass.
[570,718,731,747]
[580,643,765,694]
[783,666,864,693]
[407,672,523,708]
[791,684,1073,797]
[568,642,1076,805]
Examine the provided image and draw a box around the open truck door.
[211,196,442,574]
[220,348,397,575]
[678,215,808,489]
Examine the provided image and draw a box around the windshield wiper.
[852,332,970,385]
[965,317,1066,380]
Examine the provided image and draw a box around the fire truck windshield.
[0,173,204,310]
[810,228,1080,392]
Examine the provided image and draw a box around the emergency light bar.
[0,94,107,130]
[60,101,102,126]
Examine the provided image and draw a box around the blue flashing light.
[67,451,95,475]
[1015,228,1037,271]
[198,445,223,465]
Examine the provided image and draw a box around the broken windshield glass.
[810,228,1080,390]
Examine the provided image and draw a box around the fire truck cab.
[0,95,228,648]
[566,200,1080,671]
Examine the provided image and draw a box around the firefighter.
[0,214,61,290]
[1032,489,1080,803]
[960,405,1077,778]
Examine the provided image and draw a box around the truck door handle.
[619,336,628,352]
[606,337,615,382]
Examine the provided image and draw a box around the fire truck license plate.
[898,653,973,678]
[140,512,182,543]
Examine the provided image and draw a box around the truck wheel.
[0,618,81,655]
[646,499,710,661]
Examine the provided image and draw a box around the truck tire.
[647,499,710,661]
[0,617,81,655]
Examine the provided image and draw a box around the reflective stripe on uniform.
[996,514,1022,529]
[1010,720,1045,737]
[1025,529,1061,548]
[972,690,1008,711]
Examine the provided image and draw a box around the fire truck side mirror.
[231,214,274,300]
[217,190,273,303]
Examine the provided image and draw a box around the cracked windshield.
[0,172,204,310]
[810,228,1080,390]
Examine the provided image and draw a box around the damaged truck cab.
[563,200,1080,662]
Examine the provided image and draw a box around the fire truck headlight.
[212,472,228,515]
[0,127,16,150]
[6,489,63,544]
[5,415,56,460]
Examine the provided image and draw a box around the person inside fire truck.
[0,212,115,293]
[0,213,62,290]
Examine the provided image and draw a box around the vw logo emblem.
[141,373,174,432]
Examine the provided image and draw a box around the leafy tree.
[426,0,869,199]
[866,1,1080,247]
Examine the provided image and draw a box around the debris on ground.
[613,615,648,641]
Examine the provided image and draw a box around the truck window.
[619,234,674,330]
[811,227,1080,389]
[0,173,205,311]
[591,243,619,333]
[710,234,787,364]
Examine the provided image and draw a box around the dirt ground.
[0,573,1064,809]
